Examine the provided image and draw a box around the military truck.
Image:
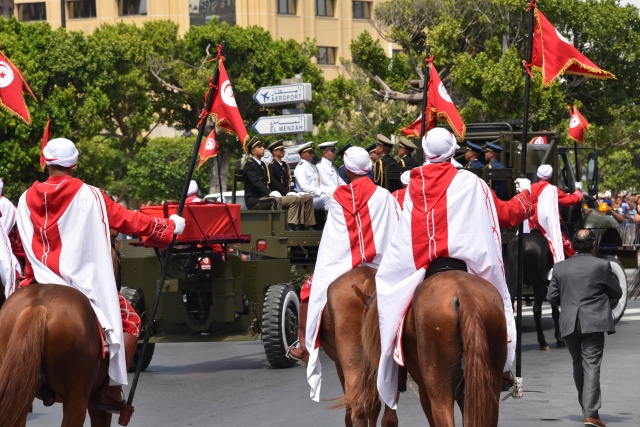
[454,122,634,321]
[119,175,322,371]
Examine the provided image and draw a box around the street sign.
[252,114,313,135]
[253,83,312,107]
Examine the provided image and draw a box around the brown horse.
[319,265,398,427]
[0,284,113,427]
[358,269,507,427]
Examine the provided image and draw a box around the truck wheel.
[602,257,628,323]
[121,287,156,372]
[262,283,299,369]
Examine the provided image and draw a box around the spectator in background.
[602,191,612,206]
[547,229,622,427]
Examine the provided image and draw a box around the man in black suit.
[373,134,401,191]
[397,136,418,169]
[547,229,622,427]
[266,140,315,230]
[242,136,303,231]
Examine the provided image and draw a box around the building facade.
[190,0,390,79]
[13,0,190,35]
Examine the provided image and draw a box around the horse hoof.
[540,344,550,351]
[556,340,566,348]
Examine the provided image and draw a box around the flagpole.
[216,152,224,200]
[417,45,430,164]
[123,41,227,422]
[514,4,536,397]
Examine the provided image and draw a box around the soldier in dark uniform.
[484,141,507,200]
[335,142,352,184]
[373,134,400,190]
[397,136,418,169]
[464,141,485,169]
[365,143,378,183]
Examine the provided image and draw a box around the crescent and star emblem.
[0,61,15,89]
[438,82,453,103]
[570,115,580,128]
[205,137,216,151]
[221,80,237,107]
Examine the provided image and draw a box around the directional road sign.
[252,114,313,136]
[253,83,312,107]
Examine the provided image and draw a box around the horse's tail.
[0,305,48,426]
[344,293,381,414]
[458,288,500,427]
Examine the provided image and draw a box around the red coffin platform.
[140,202,245,246]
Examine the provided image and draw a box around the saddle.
[424,257,468,280]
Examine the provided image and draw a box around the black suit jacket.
[547,254,622,337]
[398,155,418,169]
[268,160,291,195]
[243,158,271,209]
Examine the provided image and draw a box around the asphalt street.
[27,301,640,426]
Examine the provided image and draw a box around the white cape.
[524,184,564,263]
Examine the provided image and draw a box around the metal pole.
[417,45,431,164]
[216,151,224,200]
[515,4,536,395]
[60,0,66,29]
[125,41,227,409]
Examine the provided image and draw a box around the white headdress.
[537,164,553,180]
[343,147,372,175]
[400,170,411,186]
[422,128,456,163]
[188,180,199,196]
[43,138,79,168]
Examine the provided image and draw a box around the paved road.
[28,302,640,426]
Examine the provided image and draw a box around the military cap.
[483,141,504,153]
[267,140,284,152]
[296,141,315,154]
[398,136,417,151]
[376,134,395,147]
[465,141,483,154]
[245,135,262,153]
[365,143,378,153]
[335,142,352,157]
[318,141,338,149]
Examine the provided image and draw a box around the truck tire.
[262,283,299,369]
[602,257,628,323]
[121,287,156,372]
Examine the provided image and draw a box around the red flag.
[531,8,615,86]
[39,118,52,170]
[426,61,466,141]
[0,51,36,125]
[400,115,422,138]
[198,128,219,168]
[529,135,548,145]
[208,55,248,148]
[568,106,589,144]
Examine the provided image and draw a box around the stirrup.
[286,340,308,367]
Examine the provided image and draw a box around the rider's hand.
[269,191,282,198]
[170,214,186,235]
[575,182,583,191]
[514,178,531,194]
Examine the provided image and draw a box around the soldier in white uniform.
[293,142,333,210]
[316,141,346,192]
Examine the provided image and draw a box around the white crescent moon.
[0,61,15,89]
[205,137,216,150]
[438,82,452,103]
[221,80,237,107]
[570,115,580,128]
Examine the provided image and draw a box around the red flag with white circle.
[529,135,548,145]
[208,56,248,147]
[426,61,466,141]
[198,128,219,168]
[568,106,589,144]
[0,51,36,125]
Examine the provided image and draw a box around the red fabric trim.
[392,188,406,208]
[25,176,83,277]
[334,178,378,268]
[409,163,458,270]
[119,293,141,337]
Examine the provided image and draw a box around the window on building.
[277,0,296,15]
[67,0,97,19]
[316,0,334,17]
[317,47,336,65]
[353,1,372,19]
[17,2,47,22]
[119,0,147,16]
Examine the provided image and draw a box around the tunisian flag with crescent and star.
[0,51,36,125]
[529,135,548,145]
[198,128,219,168]
[39,118,52,170]
[400,115,422,138]
[531,7,615,86]
[568,105,589,144]
[426,61,466,141]
[208,55,248,147]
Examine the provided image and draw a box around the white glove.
[514,178,531,194]
[286,192,300,198]
[170,214,185,235]
[269,191,282,198]
[575,182,583,191]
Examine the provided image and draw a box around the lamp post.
[60,0,66,28]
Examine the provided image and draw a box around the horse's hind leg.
[61,399,89,427]
[551,305,565,347]
[533,299,549,350]
[88,407,113,427]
